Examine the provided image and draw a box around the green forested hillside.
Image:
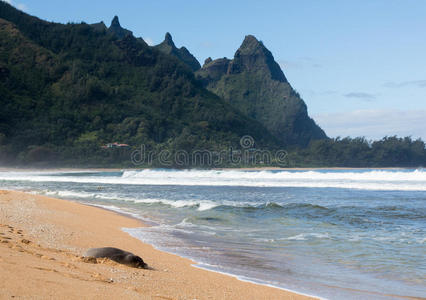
[289,136,426,168]
[0,2,276,166]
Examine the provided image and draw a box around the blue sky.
[4,0,426,140]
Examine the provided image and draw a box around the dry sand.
[0,190,315,299]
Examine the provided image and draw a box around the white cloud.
[313,109,426,141]
[16,2,26,11]
[278,57,322,70]
[279,60,303,70]
[144,37,154,46]
[384,80,426,88]
[344,92,376,101]
[2,0,27,11]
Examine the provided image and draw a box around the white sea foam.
[29,188,261,211]
[134,198,219,210]
[44,190,96,198]
[33,190,136,202]
[175,218,218,232]
[0,169,425,191]
[282,233,331,241]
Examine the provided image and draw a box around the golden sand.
[0,190,314,299]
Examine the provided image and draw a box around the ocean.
[0,168,425,299]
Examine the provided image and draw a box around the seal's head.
[126,254,148,269]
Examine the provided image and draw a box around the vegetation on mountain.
[288,136,426,168]
[0,2,424,167]
[196,35,327,147]
[0,2,276,166]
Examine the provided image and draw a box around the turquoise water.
[1,169,425,299]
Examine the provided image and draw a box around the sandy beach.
[0,190,314,299]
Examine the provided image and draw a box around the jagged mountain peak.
[164,32,174,45]
[234,35,272,59]
[111,15,120,27]
[155,32,201,71]
[238,35,263,52]
[108,15,132,39]
[229,34,286,82]
[196,34,327,146]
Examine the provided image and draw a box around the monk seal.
[84,247,148,269]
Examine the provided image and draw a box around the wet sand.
[0,190,315,299]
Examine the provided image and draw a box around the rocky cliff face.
[155,33,201,71]
[196,35,327,146]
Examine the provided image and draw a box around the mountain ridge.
[0,2,278,165]
[1,3,424,168]
[154,32,201,72]
[196,35,327,146]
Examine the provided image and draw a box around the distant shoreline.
[216,167,416,171]
[0,166,419,172]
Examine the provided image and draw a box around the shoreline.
[0,166,419,172]
[0,189,315,299]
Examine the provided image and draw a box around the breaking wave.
[0,168,425,191]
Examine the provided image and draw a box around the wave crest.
[1,168,426,191]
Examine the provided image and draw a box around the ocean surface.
[0,168,425,299]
